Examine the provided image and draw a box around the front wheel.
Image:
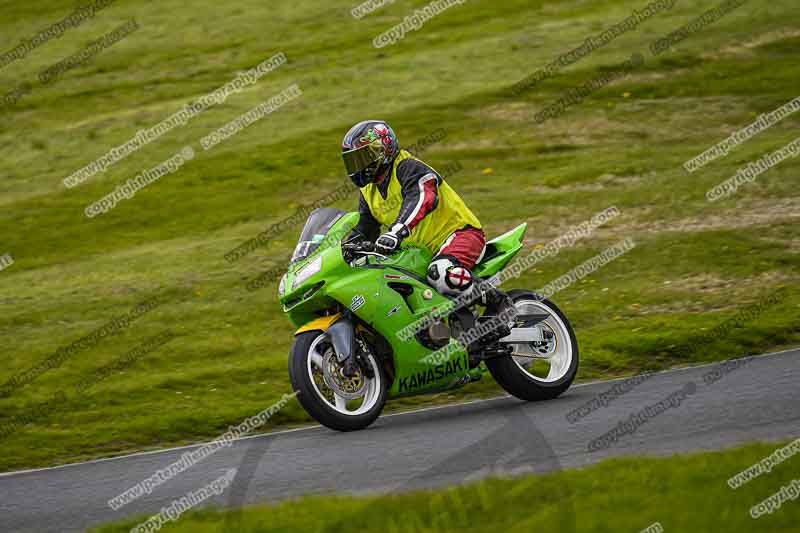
[288,331,387,431]
[485,290,579,401]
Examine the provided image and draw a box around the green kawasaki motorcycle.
[281,208,579,431]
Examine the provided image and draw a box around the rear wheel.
[485,290,579,401]
[288,331,387,431]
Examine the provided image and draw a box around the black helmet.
[341,120,400,187]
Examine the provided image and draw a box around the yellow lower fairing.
[295,313,343,335]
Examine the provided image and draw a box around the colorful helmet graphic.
[341,120,400,187]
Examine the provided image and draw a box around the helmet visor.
[342,144,382,176]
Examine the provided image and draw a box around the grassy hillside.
[91,441,800,532]
[0,0,798,471]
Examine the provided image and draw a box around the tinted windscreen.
[290,207,347,264]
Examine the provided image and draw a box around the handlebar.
[342,240,375,253]
[343,240,391,262]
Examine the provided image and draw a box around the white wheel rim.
[306,333,382,416]
[509,299,574,383]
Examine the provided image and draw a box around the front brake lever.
[360,251,388,260]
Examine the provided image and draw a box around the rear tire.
[485,290,579,401]
[289,330,387,431]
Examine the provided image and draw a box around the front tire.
[485,290,579,401]
[289,330,387,431]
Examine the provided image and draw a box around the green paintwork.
[280,213,527,399]
[472,223,527,279]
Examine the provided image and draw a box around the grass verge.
[91,440,800,532]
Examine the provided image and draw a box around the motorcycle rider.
[341,120,514,341]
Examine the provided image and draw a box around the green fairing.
[280,212,526,399]
[473,222,527,279]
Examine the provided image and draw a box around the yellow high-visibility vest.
[360,150,481,252]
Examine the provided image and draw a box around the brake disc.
[321,350,367,400]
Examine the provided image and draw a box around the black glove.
[375,224,410,255]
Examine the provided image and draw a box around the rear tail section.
[472,223,527,278]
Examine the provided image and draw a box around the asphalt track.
[1,348,798,532]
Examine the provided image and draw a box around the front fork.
[322,312,374,378]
